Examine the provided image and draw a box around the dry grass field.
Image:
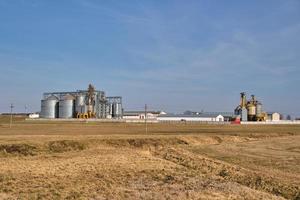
[0,116,300,199]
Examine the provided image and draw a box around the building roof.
[123,111,162,116]
[158,113,223,118]
[202,112,235,117]
[266,112,280,115]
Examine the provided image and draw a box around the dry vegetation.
[0,116,300,199]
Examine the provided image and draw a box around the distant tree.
[280,114,284,120]
[286,115,292,120]
[183,110,192,115]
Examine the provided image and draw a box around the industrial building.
[40,84,123,119]
[234,92,282,122]
[123,111,166,120]
[234,92,266,122]
[157,113,224,122]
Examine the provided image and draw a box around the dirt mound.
[105,138,188,148]
[48,140,86,153]
[152,147,300,200]
[0,144,37,156]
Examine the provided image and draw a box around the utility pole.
[25,105,28,114]
[10,103,14,128]
[145,104,148,134]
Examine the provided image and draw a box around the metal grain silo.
[75,94,86,114]
[247,104,256,116]
[241,107,248,121]
[111,103,116,118]
[109,103,113,115]
[59,94,75,118]
[115,103,122,118]
[40,95,59,118]
[111,103,122,118]
[256,102,262,116]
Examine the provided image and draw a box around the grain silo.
[75,94,86,114]
[59,94,75,118]
[40,95,59,118]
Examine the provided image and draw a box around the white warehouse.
[123,111,166,120]
[157,113,224,122]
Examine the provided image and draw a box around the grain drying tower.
[234,92,267,121]
[40,84,123,119]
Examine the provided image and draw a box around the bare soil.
[0,117,299,199]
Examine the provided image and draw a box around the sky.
[0,0,299,117]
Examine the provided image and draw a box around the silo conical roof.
[62,94,75,100]
[46,95,59,101]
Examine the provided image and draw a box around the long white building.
[157,113,224,122]
[123,111,166,120]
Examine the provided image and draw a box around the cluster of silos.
[40,94,75,119]
[106,97,123,119]
[234,93,266,121]
[40,88,123,119]
[247,95,263,121]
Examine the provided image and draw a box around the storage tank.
[59,94,75,118]
[241,107,248,121]
[105,103,112,118]
[111,103,122,118]
[115,103,122,118]
[256,102,262,116]
[109,103,113,115]
[247,104,256,116]
[40,95,59,118]
[112,103,117,118]
[75,94,86,114]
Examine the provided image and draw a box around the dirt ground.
[0,117,299,199]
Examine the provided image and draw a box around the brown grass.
[0,117,299,199]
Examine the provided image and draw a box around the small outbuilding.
[29,113,40,119]
[267,112,281,121]
[271,112,280,121]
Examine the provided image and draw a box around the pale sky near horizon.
[0,0,299,117]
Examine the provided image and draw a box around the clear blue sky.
[0,0,299,117]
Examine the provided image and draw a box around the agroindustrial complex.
[36,84,286,123]
[40,84,122,119]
